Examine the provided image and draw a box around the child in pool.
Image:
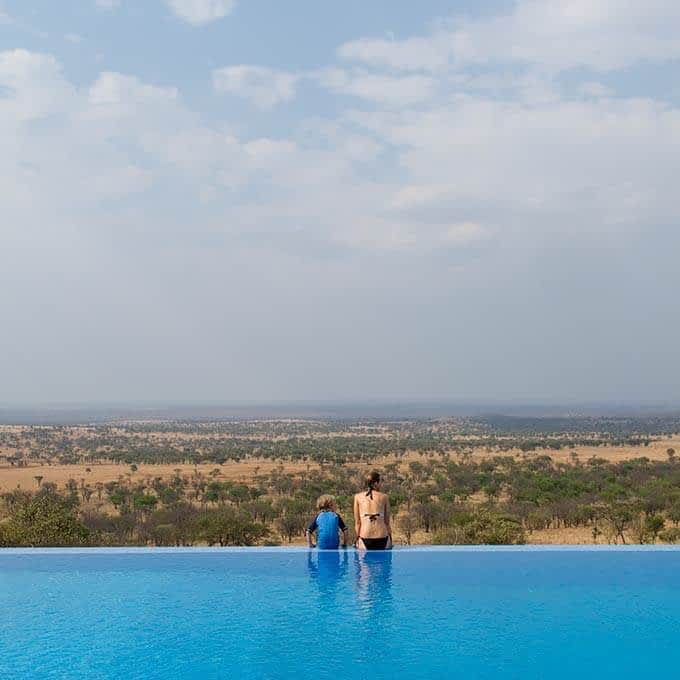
[306,495,349,549]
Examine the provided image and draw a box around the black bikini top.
[364,486,384,521]
[363,511,384,522]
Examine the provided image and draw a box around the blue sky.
[1,0,680,405]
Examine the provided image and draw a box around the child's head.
[316,494,336,512]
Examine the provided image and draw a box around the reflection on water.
[306,549,393,618]
[354,550,393,617]
[307,549,350,609]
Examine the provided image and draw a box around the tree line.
[0,418,656,467]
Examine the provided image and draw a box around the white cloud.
[211,64,435,109]
[88,71,178,113]
[4,0,680,402]
[0,50,75,121]
[213,65,298,108]
[350,94,680,234]
[388,184,451,211]
[0,50,378,246]
[338,33,452,72]
[319,68,436,106]
[95,0,120,9]
[4,40,680,266]
[4,0,680,270]
[443,222,487,245]
[165,0,235,25]
[579,82,614,98]
[338,0,680,73]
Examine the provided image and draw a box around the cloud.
[579,81,614,98]
[3,0,680,402]
[338,33,451,72]
[212,65,435,109]
[443,222,487,246]
[0,49,74,121]
[0,49,379,249]
[350,94,680,234]
[0,56,164,214]
[338,0,680,73]
[388,184,452,211]
[213,65,298,108]
[88,71,178,113]
[4,43,680,265]
[95,0,120,9]
[319,68,436,106]
[165,0,235,25]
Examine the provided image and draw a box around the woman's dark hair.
[365,471,381,498]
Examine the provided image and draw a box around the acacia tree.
[194,508,267,546]
[603,502,634,544]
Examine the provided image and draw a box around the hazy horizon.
[3,399,680,426]
[2,1,680,404]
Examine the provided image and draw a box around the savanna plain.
[3,414,680,547]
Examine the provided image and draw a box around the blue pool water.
[2,547,680,679]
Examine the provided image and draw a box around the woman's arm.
[353,494,361,541]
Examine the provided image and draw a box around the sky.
[1,0,680,406]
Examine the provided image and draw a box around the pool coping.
[3,545,680,554]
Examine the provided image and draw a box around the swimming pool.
[2,547,679,679]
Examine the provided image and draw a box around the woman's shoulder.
[355,490,387,501]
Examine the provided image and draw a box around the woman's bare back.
[354,490,390,540]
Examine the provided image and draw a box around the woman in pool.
[354,471,392,550]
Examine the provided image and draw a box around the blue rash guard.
[307,511,347,549]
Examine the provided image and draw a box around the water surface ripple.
[1,548,679,679]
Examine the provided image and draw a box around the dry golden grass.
[3,435,679,494]
[0,459,319,493]
[512,436,680,464]
[432,435,680,464]
[525,526,596,544]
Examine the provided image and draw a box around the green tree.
[1,489,89,547]
[433,512,525,545]
[193,508,268,546]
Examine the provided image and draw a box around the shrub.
[630,513,665,544]
[433,512,525,545]
[660,527,680,544]
[0,519,12,547]
[193,508,268,546]
[1,489,89,547]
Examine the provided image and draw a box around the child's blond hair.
[316,494,336,511]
